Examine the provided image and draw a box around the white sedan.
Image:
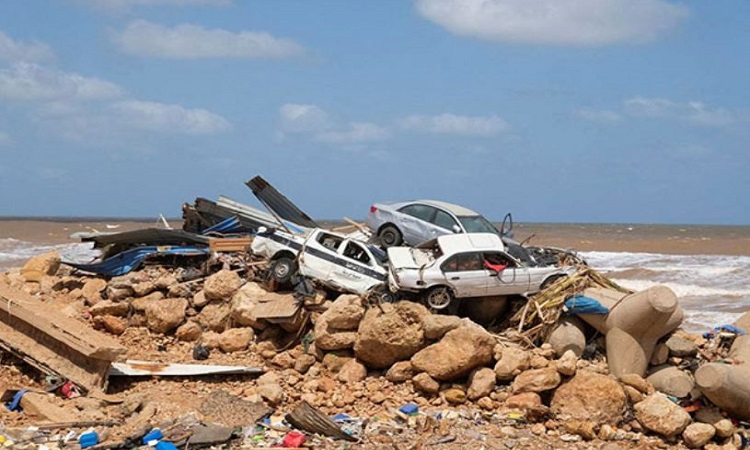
[387,233,576,310]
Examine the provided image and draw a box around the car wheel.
[378,225,403,248]
[425,286,453,310]
[271,257,296,284]
[540,274,565,290]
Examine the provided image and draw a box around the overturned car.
[387,233,577,311]
[250,227,389,298]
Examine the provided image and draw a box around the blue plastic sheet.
[564,295,610,315]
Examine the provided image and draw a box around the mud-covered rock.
[411,324,494,381]
[203,269,242,302]
[634,393,692,438]
[551,370,627,424]
[145,298,188,333]
[354,302,428,369]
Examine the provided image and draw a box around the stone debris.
[1,238,750,450]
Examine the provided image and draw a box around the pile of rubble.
[0,247,749,450]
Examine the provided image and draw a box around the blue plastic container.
[79,431,99,449]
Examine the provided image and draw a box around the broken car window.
[433,210,459,231]
[457,215,499,234]
[317,232,344,251]
[343,241,371,265]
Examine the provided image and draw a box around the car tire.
[378,225,403,248]
[541,274,565,290]
[271,257,296,284]
[424,286,454,310]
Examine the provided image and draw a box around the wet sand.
[1,219,749,256]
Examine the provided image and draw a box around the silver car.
[366,200,512,248]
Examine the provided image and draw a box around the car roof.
[379,200,479,216]
[436,233,504,254]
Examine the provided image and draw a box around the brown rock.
[230,283,268,330]
[411,324,494,380]
[325,294,365,330]
[666,335,698,357]
[551,370,627,424]
[203,270,243,301]
[619,373,653,394]
[218,328,254,353]
[145,298,188,333]
[175,321,202,342]
[477,397,494,410]
[422,314,463,340]
[505,392,542,410]
[201,331,221,349]
[89,300,129,317]
[623,385,644,404]
[257,383,285,406]
[695,407,735,438]
[529,355,549,369]
[633,393,691,438]
[21,252,60,282]
[94,315,127,335]
[271,352,295,369]
[131,281,156,297]
[467,367,496,400]
[154,274,178,290]
[81,278,107,305]
[443,387,466,404]
[682,423,716,448]
[196,303,230,332]
[494,347,531,381]
[168,283,192,298]
[106,284,133,301]
[647,365,694,398]
[322,353,353,373]
[294,354,317,374]
[563,420,598,440]
[131,291,164,311]
[317,377,336,393]
[412,373,440,394]
[337,359,367,383]
[555,349,578,376]
[512,367,561,393]
[192,290,209,308]
[386,361,416,383]
[354,302,428,369]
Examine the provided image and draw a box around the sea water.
[1,238,747,332]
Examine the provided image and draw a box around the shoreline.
[1,219,749,256]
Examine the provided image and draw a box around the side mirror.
[452,225,461,234]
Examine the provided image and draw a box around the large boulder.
[196,303,230,332]
[354,302,428,369]
[230,282,269,330]
[422,314,463,340]
[203,270,242,302]
[634,393,692,438]
[145,298,188,334]
[411,323,494,381]
[21,252,60,282]
[325,295,365,330]
[551,370,627,425]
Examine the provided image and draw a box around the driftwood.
[285,400,358,442]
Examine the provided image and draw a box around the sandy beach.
[1,219,749,256]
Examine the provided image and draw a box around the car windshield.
[368,245,388,265]
[457,215,499,234]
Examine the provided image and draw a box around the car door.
[299,231,342,281]
[440,252,489,297]
[326,239,382,294]
[484,251,531,295]
[397,204,438,245]
[428,209,461,238]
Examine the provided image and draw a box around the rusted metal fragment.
[285,400,358,442]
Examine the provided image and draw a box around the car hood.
[387,247,419,269]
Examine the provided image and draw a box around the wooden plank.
[109,360,264,377]
[208,237,254,252]
[0,282,127,392]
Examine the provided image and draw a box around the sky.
[0,0,748,225]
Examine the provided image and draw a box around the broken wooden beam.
[0,282,127,392]
[285,400,357,442]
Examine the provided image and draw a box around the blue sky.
[0,0,748,224]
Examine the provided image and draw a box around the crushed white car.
[387,233,576,310]
[250,227,389,297]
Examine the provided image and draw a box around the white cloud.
[0,63,123,102]
[315,123,390,145]
[0,31,55,63]
[415,0,688,46]
[400,113,509,136]
[279,103,330,133]
[111,20,304,59]
[0,131,11,146]
[110,100,231,134]
[624,97,736,127]
[573,108,622,124]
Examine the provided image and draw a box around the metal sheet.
[246,176,319,229]
[109,360,264,376]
